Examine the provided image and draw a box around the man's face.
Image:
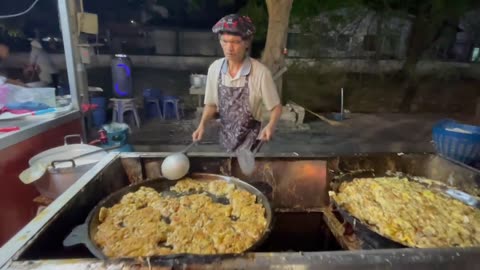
[0,45,9,60]
[219,34,248,62]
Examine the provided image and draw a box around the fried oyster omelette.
[94,178,267,258]
[330,177,480,248]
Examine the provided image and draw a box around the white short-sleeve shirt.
[30,48,58,83]
[204,57,280,121]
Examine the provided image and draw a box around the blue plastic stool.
[145,98,163,119]
[163,96,183,120]
[143,89,163,119]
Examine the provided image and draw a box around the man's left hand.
[259,124,275,141]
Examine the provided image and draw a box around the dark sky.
[85,0,247,27]
[0,0,247,37]
[0,0,54,14]
[0,0,58,37]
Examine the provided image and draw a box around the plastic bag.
[102,122,131,134]
[1,84,56,108]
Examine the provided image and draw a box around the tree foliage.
[237,0,268,41]
[234,0,479,42]
[0,0,58,40]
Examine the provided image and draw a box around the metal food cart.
[1,151,479,269]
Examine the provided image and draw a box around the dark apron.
[217,68,261,152]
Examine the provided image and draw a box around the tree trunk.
[399,10,445,112]
[261,0,293,102]
[375,12,384,60]
[401,12,431,78]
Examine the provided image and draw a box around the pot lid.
[29,144,107,168]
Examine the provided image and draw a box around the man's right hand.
[192,125,205,141]
[192,105,217,142]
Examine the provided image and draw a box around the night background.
[1,0,480,115]
[2,2,480,260]
[0,0,252,48]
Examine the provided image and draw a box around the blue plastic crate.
[432,119,480,164]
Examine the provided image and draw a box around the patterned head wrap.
[212,14,255,39]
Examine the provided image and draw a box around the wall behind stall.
[4,54,480,114]
[84,67,198,109]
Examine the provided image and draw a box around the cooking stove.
[2,152,479,269]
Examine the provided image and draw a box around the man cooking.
[26,40,59,88]
[192,14,282,152]
[0,44,27,87]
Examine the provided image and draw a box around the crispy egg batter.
[94,178,267,257]
[330,177,480,248]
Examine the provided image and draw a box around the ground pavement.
[129,113,468,155]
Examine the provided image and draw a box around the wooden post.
[58,0,90,139]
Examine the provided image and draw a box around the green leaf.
[238,0,268,41]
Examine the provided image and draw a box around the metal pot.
[190,74,206,88]
[29,135,107,199]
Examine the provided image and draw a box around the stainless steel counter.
[5,248,480,270]
[1,152,479,270]
[0,110,81,151]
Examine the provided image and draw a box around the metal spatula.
[237,140,264,175]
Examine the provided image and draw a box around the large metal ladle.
[161,141,197,180]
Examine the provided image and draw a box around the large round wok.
[63,173,273,259]
[330,171,480,249]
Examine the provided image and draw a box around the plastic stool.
[143,89,163,119]
[111,98,141,128]
[179,102,185,118]
[145,98,163,119]
[143,89,163,99]
[163,96,182,120]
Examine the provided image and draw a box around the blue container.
[106,128,129,146]
[102,123,132,152]
[90,97,107,128]
[112,54,133,98]
[432,119,480,164]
